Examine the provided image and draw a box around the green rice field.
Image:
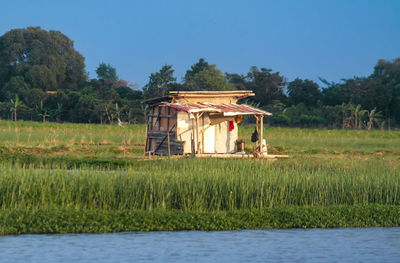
[0,120,399,234]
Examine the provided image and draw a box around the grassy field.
[0,120,399,234]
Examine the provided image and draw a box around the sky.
[1,0,400,88]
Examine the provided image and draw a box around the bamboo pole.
[167,131,171,156]
[201,115,205,154]
[167,107,171,156]
[192,118,197,154]
[195,113,200,154]
[144,123,148,156]
[260,115,264,155]
[255,115,259,150]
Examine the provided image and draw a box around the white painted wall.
[176,111,238,154]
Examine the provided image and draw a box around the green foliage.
[287,78,321,106]
[143,65,176,99]
[245,67,286,106]
[1,205,399,235]
[0,28,144,123]
[0,26,399,127]
[96,62,118,83]
[0,27,86,94]
[183,58,234,91]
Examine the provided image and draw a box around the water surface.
[1,228,399,263]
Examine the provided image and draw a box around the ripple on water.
[0,228,399,263]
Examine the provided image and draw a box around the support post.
[255,115,259,150]
[195,113,200,154]
[144,123,148,156]
[192,118,197,154]
[260,115,264,155]
[167,107,170,156]
[167,131,171,156]
[201,115,205,154]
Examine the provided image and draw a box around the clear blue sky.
[2,0,399,88]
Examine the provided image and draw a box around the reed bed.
[1,158,398,211]
[0,121,399,233]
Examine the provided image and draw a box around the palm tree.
[367,108,382,131]
[10,95,21,121]
[36,101,50,123]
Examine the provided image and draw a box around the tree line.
[0,27,399,129]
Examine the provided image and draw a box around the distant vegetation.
[0,26,399,128]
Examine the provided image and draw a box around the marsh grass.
[0,120,399,233]
[0,158,398,211]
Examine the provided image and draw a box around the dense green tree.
[0,27,86,96]
[184,58,210,80]
[370,58,400,123]
[287,78,321,106]
[96,63,118,83]
[184,66,234,91]
[183,59,233,91]
[0,76,29,101]
[225,73,247,90]
[246,67,286,106]
[320,58,400,124]
[143,65,176,99]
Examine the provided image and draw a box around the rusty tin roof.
[163,102,272,116]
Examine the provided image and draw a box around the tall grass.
[1,158,398,211]
[0,121,399,233]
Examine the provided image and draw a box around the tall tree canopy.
[370,58,400,122]
[183,58,234,91]
[0,27,86,102]
[245,67,286,106]
[96,62,118,83]
[143,65,177,99]
[287,78,321,107]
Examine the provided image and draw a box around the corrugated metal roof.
[163,102,272,116]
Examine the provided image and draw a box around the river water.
[1,228,399,263]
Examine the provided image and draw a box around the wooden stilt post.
[167,107,171,156]
[195,113,200,154]
[255,115,259,150]
[192,118,197,154]
[144,123,148,156]
[167,131,171,156]
[191,133,195,156]
[201,114,205,154]
[260,115,264,155]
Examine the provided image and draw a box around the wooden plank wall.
[145,105,183,155]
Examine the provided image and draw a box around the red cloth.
[229,120,235,132]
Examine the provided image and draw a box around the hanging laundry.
[229,120,235,132]
[251,128,259,142]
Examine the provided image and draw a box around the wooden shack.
[144,90,272,156]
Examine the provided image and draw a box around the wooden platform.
[194,153,289,159]
[140,153,289,160]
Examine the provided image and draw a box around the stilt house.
[144,91,272,156]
